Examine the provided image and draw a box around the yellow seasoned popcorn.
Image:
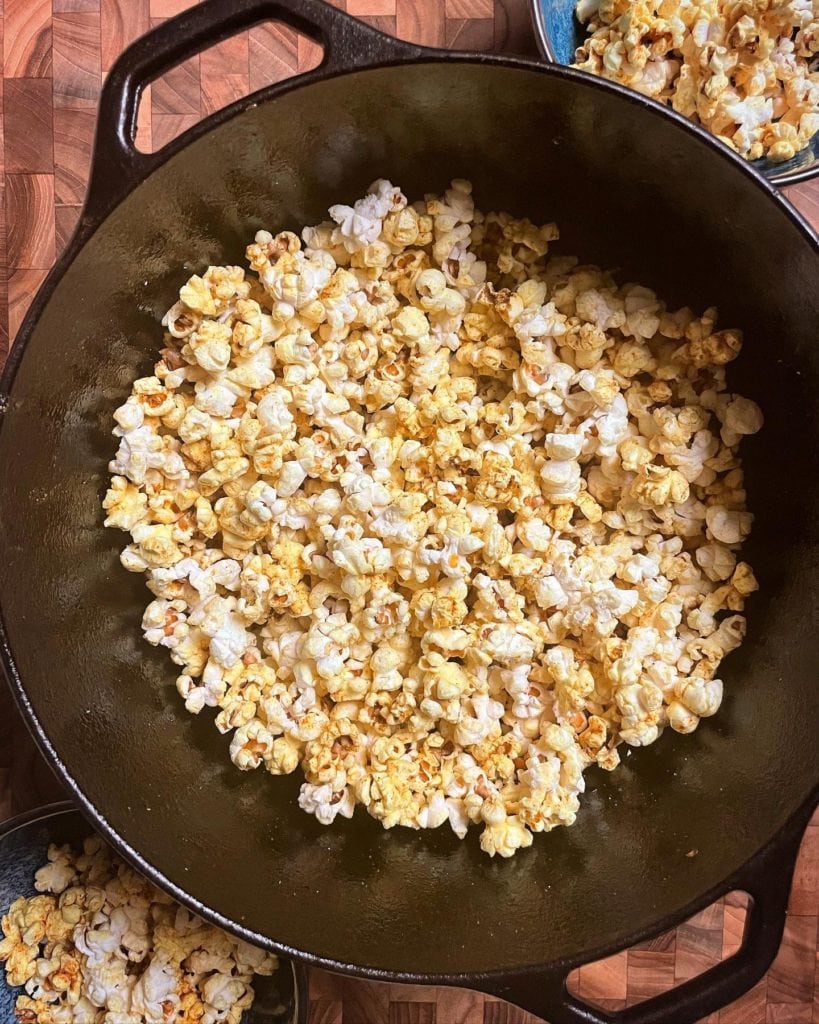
[0,838,277,1023]
[105,179,762,857]
[574,0,819,162]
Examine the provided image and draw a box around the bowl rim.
[0,801,78,842]
[527,0,819,188]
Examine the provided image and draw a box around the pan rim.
[0,51,818,981]
[2,51,817,405]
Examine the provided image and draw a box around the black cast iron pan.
[0,2,817,1022]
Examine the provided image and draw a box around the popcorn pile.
[573,0,819,162]
[104,179,763,858]
[0,836,278,1023]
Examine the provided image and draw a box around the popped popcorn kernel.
[105,179,761,857]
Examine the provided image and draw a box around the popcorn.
[574,0,819,162]
[0,838,277,1023]
[721,395,764,435]
[105,179,761,857]
[705,504,753,543]
[102,477,147,532]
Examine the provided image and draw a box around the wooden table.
[0,1,817,1020]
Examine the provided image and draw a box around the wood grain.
[573,950,629,1003]
[0,2,818,1022]
[151,51,201,114]
[101,0,150,72]
[54,0,102,13]
[446,16,495,49]
[348,0,397,15]
[249,23,301,91]
[53,12,101,108]
[55,201,81,251]
[722,891,748,960]
[446,0,496,18]
[150,0,199,16]
[200,32,250,116]
[396,0,446,46]
[54,108,95,204]
[4,0,52,78]
[6,172,54,267]
[4,78,54,173]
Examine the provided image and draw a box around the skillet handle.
[477,797,815,1024]
[83,0,424,228]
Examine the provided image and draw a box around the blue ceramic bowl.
[0,804,306,1024]
[529,0,819,186]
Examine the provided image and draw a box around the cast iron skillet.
[0,2,817,1022]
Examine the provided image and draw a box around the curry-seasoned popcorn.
[105,179,762,857]
[0,837,277,1023]
[574,0,819,162]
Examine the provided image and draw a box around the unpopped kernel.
[104,180,762,857]
[0,837,277,1023]
[574,0,819,162]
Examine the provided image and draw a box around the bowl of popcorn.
[530,0,819,184]
[0,805,307,1024]
[0,1,818,1022]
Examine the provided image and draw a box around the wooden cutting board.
[0,1,816,1021]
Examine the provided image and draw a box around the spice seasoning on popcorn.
[103,178,762,858]
[573,0,819,162]
[0,836,278,1023]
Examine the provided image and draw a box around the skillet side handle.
[83,0,423,229]
[477,797,816,1024]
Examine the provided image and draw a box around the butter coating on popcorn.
[574,0,819,162]
[105,179,762,857]
[0,836,277,1023]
